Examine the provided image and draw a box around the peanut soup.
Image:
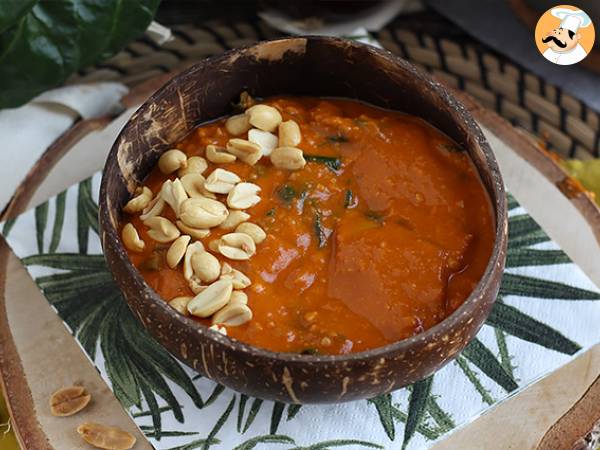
[121,95,495,355]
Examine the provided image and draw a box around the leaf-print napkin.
[3,170,600,450]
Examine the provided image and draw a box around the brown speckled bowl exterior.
[99,37,508,404]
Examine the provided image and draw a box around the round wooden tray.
[1,69,600,449]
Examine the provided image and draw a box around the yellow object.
[562,159,600,201]
[0,390,19,450]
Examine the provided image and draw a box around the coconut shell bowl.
[99,36,508,404]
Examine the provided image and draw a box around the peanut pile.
[122,97,306,335]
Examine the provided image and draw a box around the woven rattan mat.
[66,12,600,161]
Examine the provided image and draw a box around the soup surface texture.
[124,97,494,355]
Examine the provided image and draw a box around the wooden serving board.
[1,77,600,450]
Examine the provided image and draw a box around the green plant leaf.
[237,394,248,432]
[0,0,36,33]
[506,249,571,267]
[368,394,395,440]
[77,179,91,253]
[507,193,519,211]
[202,395,236,450]
[287,403,302,421]
[49,190,66,253]
[233,434,295,450]
[508,214,545,240]
[243,398,263,433]
[203,384,225,408]
[2,217,17,238]
[461,338,518,392]
[35,200,48,253]
[402,376,433,450]
[500,273,600,300]
[494,328,515,378]
[294,439,384,450]
[426,396,455,432]
[270,401,285,434]
[390,403,442,440]
[23,253,107,271]
[138,377,162,440]
[486,302,581,354]
[455,356,494,405]
[0,0,160,108]
[165,438,221,450]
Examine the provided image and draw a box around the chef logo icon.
[535,5,595,65]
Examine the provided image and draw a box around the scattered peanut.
[227,182,261,209]
[218,210,250,230]
[218,232,256,260]
[278,120,302,147]
[178,155,208,177]
[187,278,233,318]
[246,104,282,132]
[226,138,262,165]
[225,113,251,136]
[220,263,251,289]
[143,216,180,243]
[206,144,236,164]
[212,303,253,326]
[183,241,205,280]
[229,290,248,305]
[270,146,306,170]
[188,275,206,294]
[123,186,152,214]
[124,102,314,331]
[77,422,136,450]
[49,385,91,417]
[139,195,165,221]
[158,149,187,174]
[235,222,266,244]
[176,220,210,239]
[248,129,278,156]
[191,251,221,283]
[169,296,192,315]
[180,173,216,199]
[166,235,191,268]
[204,168,241,194]
[208,238,222,253]
[122,223,145,252]
[180,197,229,229]
[161,178,188,217]
[209,324,228,335]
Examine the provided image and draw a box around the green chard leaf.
[304,154,342,171]
[276,185,297,204]
[344,189,355,208]
[314,211,327,248]
[326,134,349,143]
[0,0,160,108]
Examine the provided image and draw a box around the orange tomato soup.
[124,97,494,355]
